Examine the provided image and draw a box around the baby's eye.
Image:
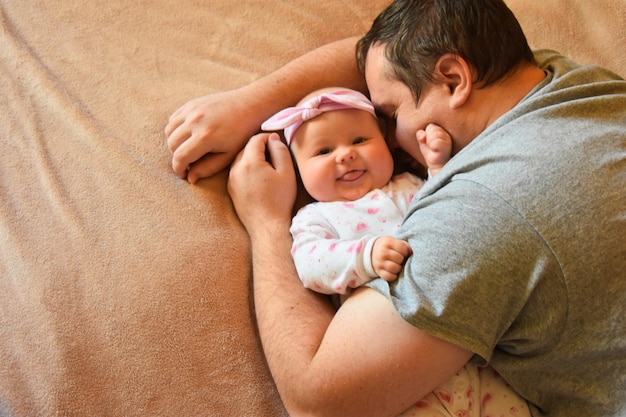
[316,148,332,156]
[353,137,367,145]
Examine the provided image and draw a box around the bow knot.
[300,106,323,122]
[261,88,377,145]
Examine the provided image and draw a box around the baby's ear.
[435,54,472,109]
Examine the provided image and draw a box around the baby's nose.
[336,147,356,163]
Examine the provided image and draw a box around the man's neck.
[456,63,546,151]
[486,62,546,126]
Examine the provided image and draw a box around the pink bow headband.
[261,89,377,145]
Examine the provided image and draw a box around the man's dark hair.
[356,0,535,104]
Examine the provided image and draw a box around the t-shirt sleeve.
[368,179,568,364]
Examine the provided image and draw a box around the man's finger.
[266,133,294,174]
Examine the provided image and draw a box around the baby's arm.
[292,234,380,295]
[291,206,397,294]
[371,236,412,282]
[416,124,453,177]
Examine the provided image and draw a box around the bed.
[1,1,624,416]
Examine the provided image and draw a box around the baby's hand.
[416,124,453,177]
[371,236,412,282]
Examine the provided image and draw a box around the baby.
[262,87,450,294]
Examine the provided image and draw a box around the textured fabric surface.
[0,1,624,416]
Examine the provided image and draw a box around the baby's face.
[290,109,394,202]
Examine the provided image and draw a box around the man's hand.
[165,88,262,183]
[228,133,297,239]
[371,236,412,281]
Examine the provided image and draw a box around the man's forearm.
[240,37,365,124]
[250,228,337,414]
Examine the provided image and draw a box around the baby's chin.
[311,188,368,203]
[337,187,373,203]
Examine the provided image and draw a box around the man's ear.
[434,54,472,109]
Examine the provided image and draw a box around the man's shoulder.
[533,49,625,86]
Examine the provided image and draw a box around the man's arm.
[229,134,472,417]
[166,37,366,183]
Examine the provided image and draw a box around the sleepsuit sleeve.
[290,204,378,295]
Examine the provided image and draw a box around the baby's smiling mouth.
[338,169,365,182]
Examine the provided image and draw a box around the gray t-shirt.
[369,50,626,417]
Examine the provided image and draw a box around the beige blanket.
[1,1,624,416]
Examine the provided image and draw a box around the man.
[169,1,626,416]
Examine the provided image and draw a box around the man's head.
[356,0,536,166]
[356,0,534,105]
